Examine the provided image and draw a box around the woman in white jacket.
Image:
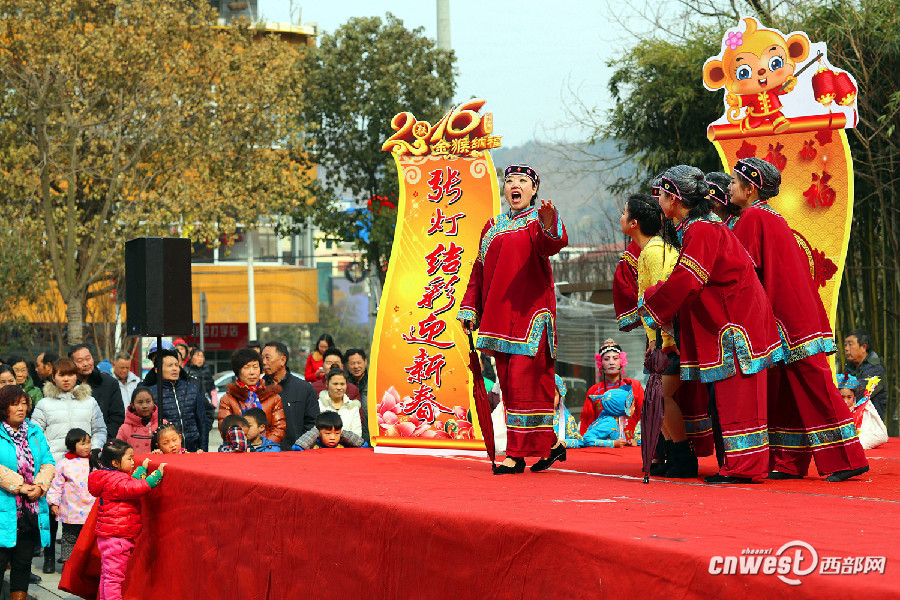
[31,359,107,462]
[29,358,106,574]
[317,368,362,437]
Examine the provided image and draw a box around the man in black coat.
[69,344,126,439]
[345,348,370,444]
[35,351,59,386]
[261,341,319,450]
[843,329,888,420]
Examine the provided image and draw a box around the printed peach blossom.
[380,424,399,437]
[412,423,432,437]
[397,414,421,427]
[379,387,402,411]
[421,429,451,439]
[452,406,467,420]
[397,421,417,437]
[455,421,474,439]
[380,411,399,426]
[378,394,397,415]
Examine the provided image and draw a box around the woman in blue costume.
[579,339,643,445]
[582,384,636,448]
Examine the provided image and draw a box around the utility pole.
[436,0,452,110]
[199,291,207,351]
[247,228,257,341]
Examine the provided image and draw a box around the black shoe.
[825,465,869,482]
[42,555,55,574]
[662,441,698,478]
[704,474,753,484]
[648,461,667,476]
[492,458,526,475]
[530,443,567,472]
[29,572,41,584]
[658,439,675,475]
[767,470,804,480]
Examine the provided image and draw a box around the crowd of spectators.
[0,331,370,586]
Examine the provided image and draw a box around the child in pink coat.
[116,387,165,454]
[46,428,94,563]
[88,440,165,600]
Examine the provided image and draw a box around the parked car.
[213,371,235,395]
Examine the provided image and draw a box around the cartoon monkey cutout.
[704,18,810,133]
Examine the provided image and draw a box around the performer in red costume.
[614,241,641,331]
[458,165,568,475]
[729,157,869,482]
[613,178,661,332]
[639,165,785,484]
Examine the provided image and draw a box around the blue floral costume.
[582,387,634,448]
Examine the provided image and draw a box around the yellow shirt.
[637,236,678,349]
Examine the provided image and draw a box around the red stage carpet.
[63,441,900,599]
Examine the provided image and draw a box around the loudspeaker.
[125,237,193,336]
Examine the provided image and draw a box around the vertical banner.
[703,17,858,324]
[369,99,501,455]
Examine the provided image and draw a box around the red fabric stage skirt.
[57,445,898,600]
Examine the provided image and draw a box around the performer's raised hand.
[538,198,556,231]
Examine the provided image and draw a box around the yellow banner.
[710,121,852,323]
[704,17,858,326]
[368,100,501,453]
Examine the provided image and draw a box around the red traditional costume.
[639,216,785,478]
[613,241,642,331]
[458,206,567,458]
[731,199,867,476]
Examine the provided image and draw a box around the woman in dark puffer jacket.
[148,351,206,452]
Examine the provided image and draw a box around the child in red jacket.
[88,440,165,600]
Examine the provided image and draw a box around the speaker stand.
[156,336,164,431]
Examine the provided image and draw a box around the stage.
[66,441,899,599]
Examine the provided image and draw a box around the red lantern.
[834,71,857,106]
[811,67,835,106]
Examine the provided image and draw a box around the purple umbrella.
[466,333,496,467]
[641,347,670,483]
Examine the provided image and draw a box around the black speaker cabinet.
[125,237,193,336]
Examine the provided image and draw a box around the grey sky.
[257,0,617,147]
